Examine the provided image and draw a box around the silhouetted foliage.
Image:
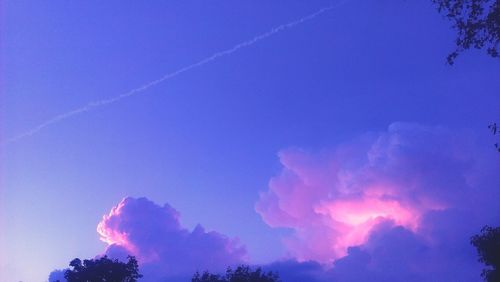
[62,255,142,282]
[192,265,280,282]
[432,0,500,64]
[471,226,500,281]
[488,123,500,152]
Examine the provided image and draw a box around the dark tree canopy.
[471,226,500,282]
[192,265,280,282]
[63,255,142,282]
[432,0,500,64]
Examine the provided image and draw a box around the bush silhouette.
[192,265,280,282]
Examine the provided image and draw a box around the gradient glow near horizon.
[1,1,500,282]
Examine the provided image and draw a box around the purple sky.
[1,0,499,281]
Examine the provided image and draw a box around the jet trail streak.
[5,1,347,145]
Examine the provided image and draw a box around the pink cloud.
[96,197,247,280]
[256,122,498,263]
[49,122,500,282]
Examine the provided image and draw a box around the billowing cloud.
[258,218,484,282]
[256,122,500,268]
[327,218,485,282]
[96,197,247,281]
[49,122,499,282]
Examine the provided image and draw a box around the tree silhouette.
[62,255,142,282]
[488,123,500,152]
[471,226,500,282]
[192,265,280,282]
[432,0,500,64]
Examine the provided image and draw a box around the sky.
[1,0,499,281]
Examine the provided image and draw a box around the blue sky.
[1,0,499,281]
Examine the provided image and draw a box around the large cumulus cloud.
[97,197,247,281]
[49,123,499,281]
[256,122,500,279]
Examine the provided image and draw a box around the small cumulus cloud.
[97,197,247,281]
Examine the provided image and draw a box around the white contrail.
[4,1,348,145]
